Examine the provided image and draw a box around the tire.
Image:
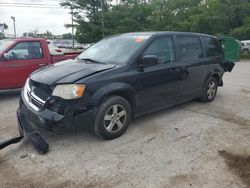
[94,95,132,140]
[200,77,218,102]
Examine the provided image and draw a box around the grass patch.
[240,54,250,60]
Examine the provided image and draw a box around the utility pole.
[11,16,16,38]
[71,7,75,49]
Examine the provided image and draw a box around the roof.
[12,37,46,42]
[121,31,217,38]
[241,40,250,43]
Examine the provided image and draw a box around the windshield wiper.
[78,58,106,64]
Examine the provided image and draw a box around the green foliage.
[61,0,250,43]
[240,53,250,60]
[0,23,8,39]
[230,17,250,40]
[62,33,73,39]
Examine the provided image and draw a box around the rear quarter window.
[203,37,223,57]
[177,36,203,61]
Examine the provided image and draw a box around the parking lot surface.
[0,60,250,188]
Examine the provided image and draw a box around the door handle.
[170,68,181,72]
[171,66,187,72]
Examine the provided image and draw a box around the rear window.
[203,37,223,57]
[177,36,203,61]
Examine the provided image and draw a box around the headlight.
[52,84,86,99]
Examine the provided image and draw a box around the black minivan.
[18,32,234,153]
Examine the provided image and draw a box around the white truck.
[241,40,250,54]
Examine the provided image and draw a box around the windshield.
[0,39,15,53]
[78,34,151,64]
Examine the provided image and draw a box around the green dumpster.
[220,37,241,62]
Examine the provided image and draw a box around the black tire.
[94,95,132,140]
[200,77,218,102]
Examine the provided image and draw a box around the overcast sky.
[0,0,72,36]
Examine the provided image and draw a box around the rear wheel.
[94,96,132,140]
[200,77,218,102]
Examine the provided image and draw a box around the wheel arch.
[211,73,221,85]
[91,82,137,116]
[205,72,223,87]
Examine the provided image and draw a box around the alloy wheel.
[207,81,217,99]
[103,104,127,133]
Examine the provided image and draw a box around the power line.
[0,5,63,9]
[0,2,60,7]
[0,2,62,9]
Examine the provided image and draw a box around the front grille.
[27,91,44,109]
[24,79,49,111]
[29,80,52,101]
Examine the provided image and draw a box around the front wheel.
[94,96,132,140]
[200,77,218,102]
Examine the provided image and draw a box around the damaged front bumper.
[17,108,49,154]
[16,88,95,154]
[0,108,50,154]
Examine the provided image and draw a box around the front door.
[0,41,46,89]
[136,36,183,115]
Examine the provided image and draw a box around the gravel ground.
[0,60,250,188]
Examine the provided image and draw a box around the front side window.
[143,37,175,65]
[5,42,43,61]
[177,36,203,61]
[204,37,222,57]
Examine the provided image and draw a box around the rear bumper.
[221,61,235,72]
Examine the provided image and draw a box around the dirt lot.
[0,60,250,188]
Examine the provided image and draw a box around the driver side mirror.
[139,55,158,68]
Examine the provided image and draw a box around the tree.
[61,0,250,42]
[230,17,250,40]
[61,0,114,42]
[0,23,8,38]
[62,33,73,39]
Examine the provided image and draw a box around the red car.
[0,38,81,90]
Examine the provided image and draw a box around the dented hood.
[30,59,116,85]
